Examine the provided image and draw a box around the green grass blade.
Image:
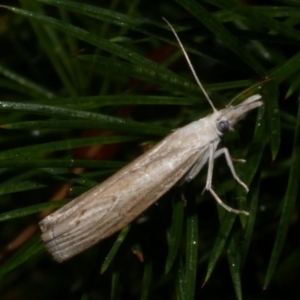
[0,100,144,124]
[2,5,190,91]
[175,258,186,300]
[175,0,266,74]
[0,236,44,278]
[111,268,121,300]
[184,190,198,300]
[141,260,153,300]
[165,195,184,274]
[29,95,197,109]
[264,97,300,288]
[78,55,203,97]
[19,1,78,96]
[240,171,260,268]
[0,64,56,98]
[243,104,267,186]
[0,200,69,222]
[227,238,242,300]
[2,119,169,136]
[265,81,281,161]
[0,180,48,196]
[0,159,125,168]
[100,226,130,274]
[206,0,300,42]
[271,51,300,80]
[204,211,236,283]
[37,0,234,66]
[0,135,137,160]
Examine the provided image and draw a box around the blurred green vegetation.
[0,0,299,299]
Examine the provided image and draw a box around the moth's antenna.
[163,17,217,112]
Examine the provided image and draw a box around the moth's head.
[215,94,262,135]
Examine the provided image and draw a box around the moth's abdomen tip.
[42,238,68,263]
[40,227,69,262]
[51,253,66,263]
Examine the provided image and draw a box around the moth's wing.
[40,126,208,261]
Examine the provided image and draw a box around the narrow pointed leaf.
[0,135,137,160]
[165,196,184,274]
[111,269,121,300]
[0,180,48,196]
[0,236,44,277]
[175,0,266,74]
[240,172,261,268]
[265,81,281,161]
[101,226,130,274]
[206,0,300,42]
[185,206,198,300]
[227,239,242,300]
[264,100,300,288]
[205,212,236,282]
[175,258,186,300]
[141,260,153,300]
[0,200,69,222]
[0,159,125,169]
[0,64,56,98]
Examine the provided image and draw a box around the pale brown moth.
[39,19,262,262]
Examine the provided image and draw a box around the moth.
[39,19,262,262]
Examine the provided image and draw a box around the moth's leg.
[214,148,249,192]
[182,152,209,183]
[183,148,246,184]
[214,149,246,163]
[179,153,207,204]
[206,145,249,216]
[231,158,246,163]
[179,151,209,205]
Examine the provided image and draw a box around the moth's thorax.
[173,112,223,150]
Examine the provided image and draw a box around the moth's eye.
[217,120,230,133]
